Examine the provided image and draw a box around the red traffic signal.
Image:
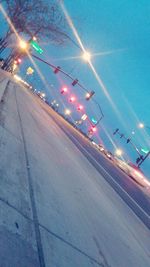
[85,90,95,100]
[54,66,61,74]
[14,58,22,65]
[77,105,83,111]
[69,96,76,103]
[91,126,97,132]
[89,126,97,135]
[60,86,68,94]
[72,79,78,86]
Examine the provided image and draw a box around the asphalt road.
[40,92,150,230]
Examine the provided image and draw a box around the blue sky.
[0,0,150,177]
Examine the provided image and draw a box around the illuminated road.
[38,82,150,228]
[44,104,150,229]
[0,71,150,267]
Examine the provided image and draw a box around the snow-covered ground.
[0,70,150,266]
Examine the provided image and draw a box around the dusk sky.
[0,0,150,177]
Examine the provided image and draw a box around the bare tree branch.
[0,0,70,53]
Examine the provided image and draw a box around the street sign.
[141,148,149,154]
[91,117,97,124]
[81,114,87,121]
[30,40,43,54]
[26,67,34,75]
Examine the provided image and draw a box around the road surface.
[0,70,150,267]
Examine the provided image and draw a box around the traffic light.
[30,40,43,54]
[54,66,61,74]
[77,105,83,111]
[85,90,95,100]
[89,126,97,134]
[60,86,68,94]
[69,96,76,103]
[72,79,78,86]
[126,138,131,143]
[14,58,22,65]
[91,126,97,132]
[113,128,119,135]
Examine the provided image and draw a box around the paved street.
[0,71,150,267]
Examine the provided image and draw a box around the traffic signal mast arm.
[31,53,104,125]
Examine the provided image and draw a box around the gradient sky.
[0,0,150,177]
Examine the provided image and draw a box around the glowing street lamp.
[19,40,28,50]
[138,123,144,129]
[82,51,91,62]
[115,149,123,157]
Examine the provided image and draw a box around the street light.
[19,40,28,50]
[82,51,91,62]
[138,123,144,129]
[115,149,123,157]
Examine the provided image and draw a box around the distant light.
[81,114,87,121]
[92,126,97,132]
[19,40,28,49]
[115,149,123,156]
[141,148,149,154]
[14,75,21,81]
[32,36,37,41]
[26,67,34,75]
[64,109,71,115]
[134,170,143,179]
[69,96,76,102]
[132,131,135,135]
[82,51,91,62]
[17,58,22,64]
[86,93,90,98]
[61,86,68,94]
[77,105,83,111]
[138,123,144,128]
[85,90,95,100]
[91,117,97,124]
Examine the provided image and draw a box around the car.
[98,144,105,152]
[105,151,114,160]
[116,159,150,188]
